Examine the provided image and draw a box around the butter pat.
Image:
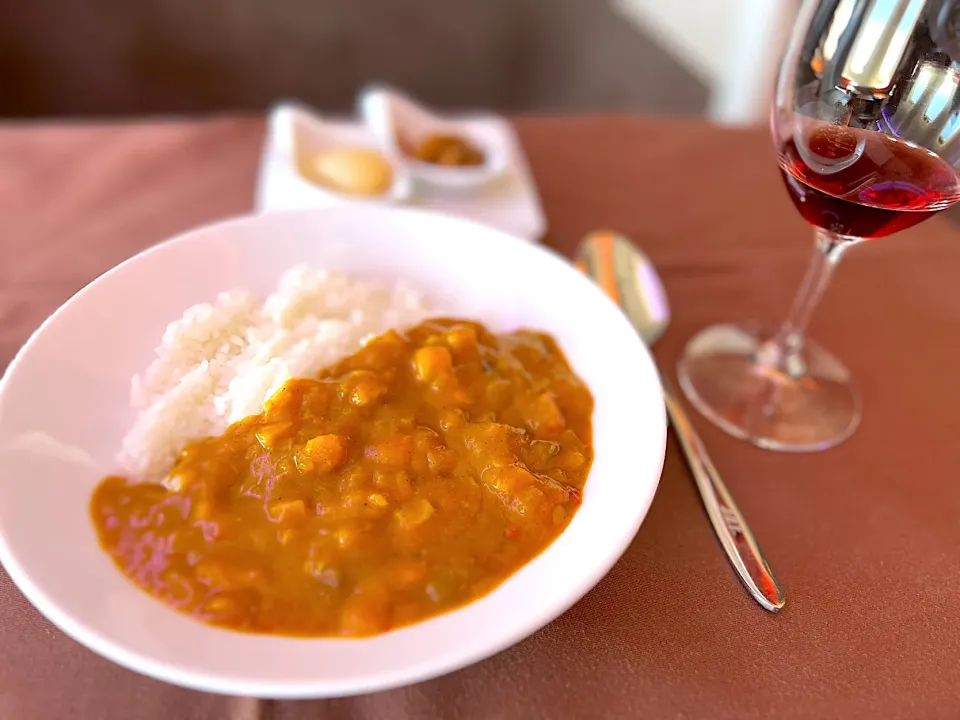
[309,147,394,197]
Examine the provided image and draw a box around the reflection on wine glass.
[678,0,960,452]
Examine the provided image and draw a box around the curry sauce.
[91,319,594,637]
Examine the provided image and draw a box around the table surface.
[2,115,959,720]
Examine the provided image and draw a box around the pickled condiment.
[408,134,486,167]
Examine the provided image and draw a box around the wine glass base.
[677,323,861,452]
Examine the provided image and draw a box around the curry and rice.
[91,266,594,637]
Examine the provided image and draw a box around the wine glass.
[678,0,960,452]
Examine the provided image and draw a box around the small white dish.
[257,103,412,210]
[359,85,508,190]
[0,207,666,698]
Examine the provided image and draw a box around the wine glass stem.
[758,228,855,374]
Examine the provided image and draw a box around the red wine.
[778,123,960,238]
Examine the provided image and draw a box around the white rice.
[118,265,433,484]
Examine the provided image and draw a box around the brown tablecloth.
[2,115,959,720]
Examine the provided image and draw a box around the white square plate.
[255,102,547,242]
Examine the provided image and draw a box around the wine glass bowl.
[679,0,960,451]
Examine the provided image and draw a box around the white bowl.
[0,207,666,698]
[359,85,508,189]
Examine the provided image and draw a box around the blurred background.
[0,0,798,125]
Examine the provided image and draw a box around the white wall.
[612,0,797,124]
[612,0,733,82]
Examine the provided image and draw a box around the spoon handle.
[660,374,785,612]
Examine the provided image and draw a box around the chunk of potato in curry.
[91,319,594,637]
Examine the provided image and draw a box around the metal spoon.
[577,230,785,613]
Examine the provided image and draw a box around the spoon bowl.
[576,231,670,346]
